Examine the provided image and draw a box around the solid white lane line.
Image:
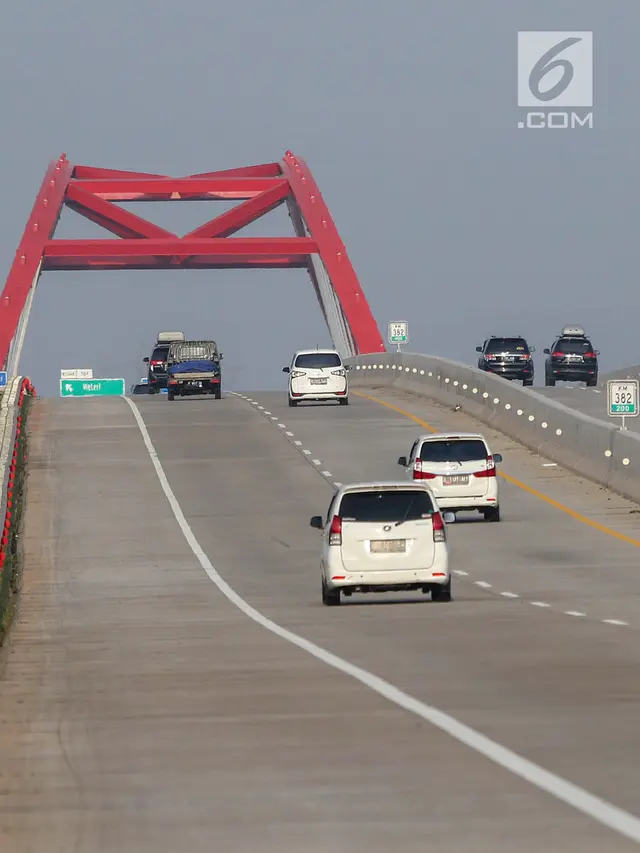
[125,394,640,846]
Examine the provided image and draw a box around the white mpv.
[310,482,454,606]
[398,432,502,521]
[283,349,349,406]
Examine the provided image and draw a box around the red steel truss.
[0,151,385,370]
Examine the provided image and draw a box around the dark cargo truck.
[166,340,223,400]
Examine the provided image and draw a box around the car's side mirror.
[345,365,351,371]
[219,353,224,360]
[282,366,290,373]
[143,356,149,363]
[397,456,408,466]
[443,512,455,524]
[475,346,482,352]
[529,346,536,352]
[543,348,550,355]
[595,350,600,355]
[309,516,323,529]
[493,453,503,464]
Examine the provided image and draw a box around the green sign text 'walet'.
[60,378,125,398]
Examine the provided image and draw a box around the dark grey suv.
[476,336,535,385]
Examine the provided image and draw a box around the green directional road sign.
[60,378,125,398]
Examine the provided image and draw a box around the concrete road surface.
[2,389,640,850]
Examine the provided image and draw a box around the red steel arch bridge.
[0,152,385,374]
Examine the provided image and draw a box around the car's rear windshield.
[339,489,434,522]
[294,352,342,369]
[485,338,528,353]
[555,338,594,353]
[151,346,169,361]
[420,439,488,463]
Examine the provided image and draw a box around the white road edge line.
[124,395,640,846]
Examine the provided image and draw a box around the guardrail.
[0,376,35,643]
[346,352,640,505]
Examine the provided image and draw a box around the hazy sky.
[1,0,637,394]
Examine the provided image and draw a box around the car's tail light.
[329,515,342,545]
[331,369,346,376]
[584,351,596,358]
[474,455,497,478]
[484,354,496,360]
[151,359,164,366]
[413,459,436,480]
[521,354,531,360]
[552,351,564,358]
[290,370,305,378]
[432,511,446,542]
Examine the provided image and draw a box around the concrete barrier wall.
[345,352,640,505]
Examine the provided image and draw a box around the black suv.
[476,336,535,385]
[143,343,171,393]
[543,326,599,386]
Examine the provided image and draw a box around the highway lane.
[0,392,639,849]
[133,390,640,841]
[241,387,640,625]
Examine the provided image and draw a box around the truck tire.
[167,390,175,401]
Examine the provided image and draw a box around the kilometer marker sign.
[607,379,638,430]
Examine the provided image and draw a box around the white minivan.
[283,348,349,407]
[397,432,502,521]
[310,481,454,606]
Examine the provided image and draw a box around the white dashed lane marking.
[232,392,633,631]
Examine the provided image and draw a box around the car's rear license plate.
[370,539,406,553]
[443,475,469,486]
[310,378,327,385]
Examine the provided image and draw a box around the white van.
[283,349,349,407]
[397,432,502,521]
[310,481,454,605]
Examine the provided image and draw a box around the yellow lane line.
[354,390,640,548]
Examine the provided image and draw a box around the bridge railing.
[0,376,35,642]
[346,352,640,505]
